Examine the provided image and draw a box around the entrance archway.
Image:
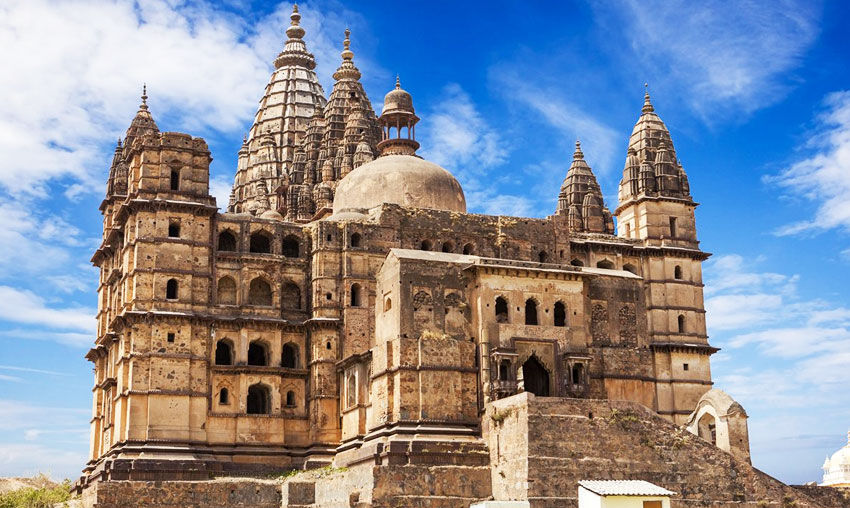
[522,355,550,397]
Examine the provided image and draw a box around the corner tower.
[615,87,714,424]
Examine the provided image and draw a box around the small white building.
[578,480,675,508]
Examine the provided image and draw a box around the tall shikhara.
[229,6,379,221]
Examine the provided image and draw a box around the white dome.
[332,154,466,215]
[821,432,850,486]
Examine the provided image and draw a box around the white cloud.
[420,83,508,171]
[770,90,850,235]
[0,286,94,336]
[612,0,819,119]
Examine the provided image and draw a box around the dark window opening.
[525,299,538,325]
[442,241,454,253]
[538,250,548,263]
[248,278,272,306]
[247,384,270,414]
[499,360,510,381]
[166,279,178,300]
[218,231,237,251]
[570,259,584,267]
[281,343,298,368]
[350,232,361,248]
[521,356,549,397]
[623,263,638,275]
[462,243,474,255]
[554,301,567,327]
[215,340,233,366]
[249,232,272,253]
[669,216,678,238]
[247,341,268,366]
[285,391,296,407]
[683,363,689,371]
[170,169,180,191]
[596,259,615,269]
[282,235,300,258]
[167,333,175,343]
[168,221,180,238]
[678,314,686,333]
[495,297,509,323]
[326,341,332,350]
[571,364,584,385]
[420,240,432,251]
[350,283,361,307]
[219,388,229,405]
[674,265,683,280]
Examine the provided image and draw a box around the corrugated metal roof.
[578,480,676,497]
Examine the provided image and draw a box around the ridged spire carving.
[555,140,614,234]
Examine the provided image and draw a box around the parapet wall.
[82,479,281,508]
[485,393,842,508]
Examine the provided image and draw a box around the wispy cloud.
[488,68,620,178]
[0,286,94,340]
[769,90,850,236]
[608,0,820,120]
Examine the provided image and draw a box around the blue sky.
[0,0,848,485]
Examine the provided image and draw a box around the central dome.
[332,154,466,214]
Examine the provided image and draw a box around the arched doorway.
[522,355,550,397]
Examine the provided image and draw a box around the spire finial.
[138,83,149,111]
[396,75,401,89]
[286,3,305,39]
[573,139,584,159]
[340,28,354,61]
[642,83,654,114]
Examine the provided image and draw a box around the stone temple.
[76,6,847,508]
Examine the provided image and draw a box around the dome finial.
[642,83,654,114]
[396,75,401,89]
[573,139,584,160]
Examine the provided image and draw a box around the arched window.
[571,364,584,385]
[383,297,392,312]
[420,240,432,251]
[623,263,638,275]
[282,235,299,258]
[554,301,567,327]
[249,231,272,253]
[538,250,548,263]
[350,233,361,248]
[596,259,615,269]
[219,387,229,405]
[521,356,549,397]
[442,241,454,253]
[347,373,357,408]
[247,384,270,414]
[168,221,180,238]
[495,296,509,323]
[282,282,301,310]
[248,278,272,306]
[674,265,683,280]
[218,230,237,251]
[462,243,475,255]
[525,299,538,325]
[170,169,180,191]
[247,341,268,366]
[350,283,362,307]
[217,276,237,305]
[570,259,584,267]
[166,279,178,300]
[214,340,233,366]
[281,343,298,368]
[678,314,686,333]
[285,390,296,407]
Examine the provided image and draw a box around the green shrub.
[0,476,72,508]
